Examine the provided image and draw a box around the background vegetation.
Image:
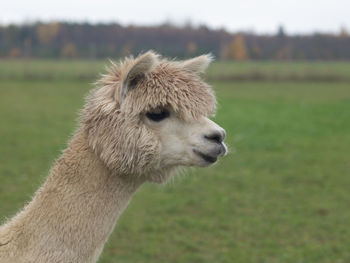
[1,22,350,60]
[0,59,349,262]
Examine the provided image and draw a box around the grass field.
[1,59,350,82]
[0,60,350,262]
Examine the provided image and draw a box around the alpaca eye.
[146,109,170,122]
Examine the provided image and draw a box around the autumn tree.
[186,41,197,55]
[9,48,22,58]
[36,22,60,45]
[275,45,292,60]
[61,43,77,58]
[251,44,262,59]
[221,34,248,60]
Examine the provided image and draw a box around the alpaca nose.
[204,129,226,144]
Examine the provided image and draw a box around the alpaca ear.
[182,54,213,74]
[120,51,158,102]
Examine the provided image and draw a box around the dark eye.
[146,109,170,122]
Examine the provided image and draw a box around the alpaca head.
[81,51,227,183]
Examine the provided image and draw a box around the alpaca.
[0,51,227,263]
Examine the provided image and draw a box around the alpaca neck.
[0,130,144,263]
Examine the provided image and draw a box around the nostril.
[204,132,223,144]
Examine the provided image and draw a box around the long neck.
[0,130,143,263]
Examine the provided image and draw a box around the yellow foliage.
[221,34,248,61]
[187,41,197,54]
[9,48,22,58]
[37,22,60,45]
[61,43,77,58]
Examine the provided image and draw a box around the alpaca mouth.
[193,149,218,163]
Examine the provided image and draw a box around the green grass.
[209,60,350,80]
[1,59,350,82]
[0,60,350,262]
[0,59,105,80]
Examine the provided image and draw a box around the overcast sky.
[2,0,349,34]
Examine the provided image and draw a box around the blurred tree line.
[0,22,349,60]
